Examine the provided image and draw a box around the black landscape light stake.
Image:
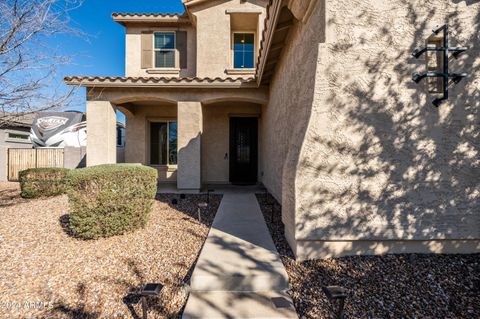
[207,188,215,204]
[198,202,208,223]
[140,283,162,319]
[411,24,468,106]
[322,286,348,319]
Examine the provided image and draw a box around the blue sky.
[49,0,185,117]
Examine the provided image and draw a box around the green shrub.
[19,168,70,198]
[67,164,158,239]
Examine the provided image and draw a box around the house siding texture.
[261,0,480,260]
[125,25,197,77]
[189,0,268,78]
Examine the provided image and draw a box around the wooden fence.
[8,148,64,181]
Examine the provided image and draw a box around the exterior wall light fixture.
[411,24,468,107]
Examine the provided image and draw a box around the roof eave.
[112,13,191,26]
[64,80,258,89]
[256,0,283,86]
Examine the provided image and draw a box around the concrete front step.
[190,271,289,292]
[182,291,298,319]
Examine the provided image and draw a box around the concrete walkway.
[183,192,297,318]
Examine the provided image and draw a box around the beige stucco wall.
[86,101,117,167]
[123,102,178,182]
[122,100,262,186]
[123,0,268,79]
[262,0,480,259]
[178,101,203,190]
[125,24,197,77]
[202,102,261,184]
[189,0,268,78]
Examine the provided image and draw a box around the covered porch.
[66,77,268,192]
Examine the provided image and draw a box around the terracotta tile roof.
[112,12,187,18]
[64,76,257,88]
[112,12,191,25]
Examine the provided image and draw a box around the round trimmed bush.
[19,167,70,198]
[67,164,158,239]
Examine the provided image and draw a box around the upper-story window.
[154,32,176,68]
[233,33,254,68]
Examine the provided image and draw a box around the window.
[8,132,29,140]
[154,32,176,68]
[116,127,125,147]
[150,121,177,165]
[233,33,254,68]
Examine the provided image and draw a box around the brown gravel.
[256,193,480,319]
[0,182,221,319]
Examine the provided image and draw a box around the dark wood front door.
[229,117,258,185]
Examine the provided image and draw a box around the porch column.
[86,100,117,166]
[177,101,203,191]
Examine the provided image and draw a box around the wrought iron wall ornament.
[411,24,468,106]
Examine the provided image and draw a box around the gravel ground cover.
[0,181,221,319]
[256,193,480,319]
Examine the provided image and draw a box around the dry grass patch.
[0,182,221,318]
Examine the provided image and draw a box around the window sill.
[5,138,31,144]
[150,165,178,171]
[146,68,180,75]
[225,68,256,75]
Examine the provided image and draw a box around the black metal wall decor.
[411,24,468,107]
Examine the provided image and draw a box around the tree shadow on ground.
[49,283,101,319]
[155,193,222,228]
[257,193,480,318]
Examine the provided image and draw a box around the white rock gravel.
[256,193,480,319]
[0,182,221,318]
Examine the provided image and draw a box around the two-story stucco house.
[65,0,479,260]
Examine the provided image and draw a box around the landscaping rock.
[256,193,480,319]
[0,182,221,318]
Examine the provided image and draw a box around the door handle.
[224,153,228,160]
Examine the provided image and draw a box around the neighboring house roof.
[64,76,257,88]
[112,12,191,26]
[0,112,35,128]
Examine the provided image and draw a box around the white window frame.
[231,31,256,70]
[153,31,177,69]
[147,119,178,167]
[5,129,31,144]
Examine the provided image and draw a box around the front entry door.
[229,117,258,185]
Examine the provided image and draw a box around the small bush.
[67,164,158,239]
[19,168,70,198]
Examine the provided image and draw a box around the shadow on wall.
[177,132,202,189]
[291,0,480,257]
[262,1,328,251]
